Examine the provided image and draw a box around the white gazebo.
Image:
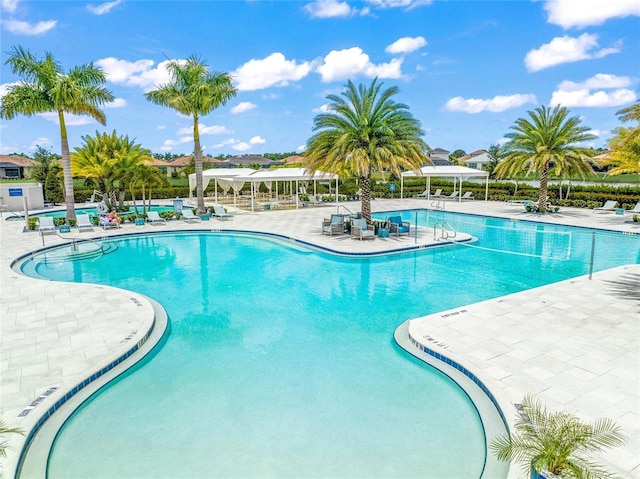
[400,165,489,201]
[188,168,256,205]
[235,167,339,211]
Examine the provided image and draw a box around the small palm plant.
[490,395,626,479]
[0,418,24,459]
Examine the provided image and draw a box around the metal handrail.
[336,204,356,217]
[430,199,445,210]
[433,222,457,240]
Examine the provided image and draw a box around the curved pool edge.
[394,321,511,479]
[13,295,169,479]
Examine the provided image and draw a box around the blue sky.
[1,0,638,158]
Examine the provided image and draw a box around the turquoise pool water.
[20,212,640,478]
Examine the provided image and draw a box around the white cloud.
[29,137,52,150]
[544,0,640,28]
[304,0,355,18]
[550,73,637,107]
[177,124,230,135]
[2,18,56,35]
[366,0,431,10]
[524,33,620,72]
[316,47,403,82]
[231,142,252,152]
[87,0,122,15]
[249,136,266,144]
[313,103,332,113]
[159,136,193,151]
[262,92,281,100]
[444,93,537,113]
[385,36,427,54]
[39,112,96,126]
[232,53,312,91]
[105,97,127,108]
[556,73,632,91]
[1,0,19,13]
[95,57,175,92]
[550,88,636,107]
[231,101,257,114]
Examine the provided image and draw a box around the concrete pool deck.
[1,199,638,478]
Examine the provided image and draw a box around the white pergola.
[188,168,257,206]
[400,165,489,201]
[189,167,339,210]
[234,167,339,211]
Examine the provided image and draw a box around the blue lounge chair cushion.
[388,216,403,225]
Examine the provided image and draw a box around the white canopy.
[189,167,340,210]
[400,165,489,201]
[235,167,340,211]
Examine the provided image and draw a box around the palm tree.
[604,127,640,175]
[145,55,236,214]
[0,46,114,220]
[495,105,596,208]
[616,99,640,123]
[305,78,428,222]
[491,395,625,479]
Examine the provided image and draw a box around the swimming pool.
[18,212,640,478]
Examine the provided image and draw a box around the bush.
[28,218,38,230]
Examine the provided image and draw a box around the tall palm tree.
[491,395,625,479]
[305,78,428,222]
[495,105,596,208]
[145,55,236,214]
[0,46,114,220]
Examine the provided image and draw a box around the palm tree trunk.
[193,115,205,215]
[59,111,76,220]
[361,172,372,222]
[539,163,549,206]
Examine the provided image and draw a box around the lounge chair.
[388,215,410,236]
[212,205,233,221]
[147,211,167,225]
[442,191,459,201]
[460,191,475,201]
[415,188,442,199]
[322,214,344,236]
[99,214,119,229]
[38,216,56,235]
[181,209,201,223]
[626,202,640,214]
[350,218,375,240]
[269,198,280,209]
[76,214,94,232]
[593,200,617,213]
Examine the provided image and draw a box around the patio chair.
[76,214,95,232]
[593,200,617,213]
[626,202,640,214]
[38,216,56,235]
[181,209,201,223]
[350,218,375,240]
[147,211,167,225]
[460,191,475,201]
[98,214,120,229]
[388,215,410,237]
[308,195,322,205]
[322,214,344,236]
[212,204,233,221]
[269,198,280,209]
[442,191,459,201]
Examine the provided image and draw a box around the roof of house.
[458,150,489,162]
[429,148,450,155]
[168,156,222,167]
[0,155,36,167]
[144,158,173,167]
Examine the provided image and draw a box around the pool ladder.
[433,222,457,240]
